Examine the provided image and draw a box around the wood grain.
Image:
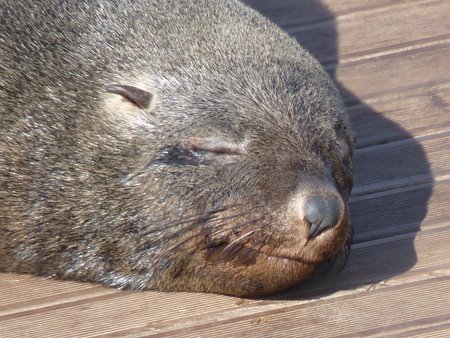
[288,0,450,64]
[335,42,450,102]
[349,81,450,147]
[350,179,449,241]
[352,132,449,193]
[244,0,424,27]
[157,276,450,338]
[0,290,238,338]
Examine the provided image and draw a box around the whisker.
[138,202,269,239]
[223,229,258,251]
[137,208,227,235]
[169,217,260,253]
[206,215,267,243]
[136,204,272,273]
[151,216,264,270]
[137,205,236,237]
[151,208,263,245]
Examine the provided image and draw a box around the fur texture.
[0,0,353,296]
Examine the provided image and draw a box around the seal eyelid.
[149,146,207,167]
[190,139,245,155]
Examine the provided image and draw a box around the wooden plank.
[287,0,450,64]
[0,290,240,338]
[246,0,448,64]
[294,226,450,297]
[352,132,450,193]
[350,179,450,241]
[334,0,450,61]
[318,0,436,19]
[395,319,450,337]
[158,276,450,338]
[0,274,102,307]
[335,42,450,102]
[243,0,423,27]
[349,81,450,147]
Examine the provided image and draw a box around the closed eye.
[190,139,244,156]
[148,140,244,168]
[148,146,206,167]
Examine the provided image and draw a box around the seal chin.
[233,246,349,296]
[200,243,338,294]
[195,249,314,296]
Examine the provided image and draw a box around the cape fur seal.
[0,0,354,296]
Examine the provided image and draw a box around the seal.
[0,0,354,296]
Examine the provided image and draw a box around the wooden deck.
[1,0,450,336]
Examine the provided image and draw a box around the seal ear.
[105,84,154,111]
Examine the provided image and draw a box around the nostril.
[305,196,341,239]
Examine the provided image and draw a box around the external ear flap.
[105,84,153,111]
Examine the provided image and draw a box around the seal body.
[0,0,354,296]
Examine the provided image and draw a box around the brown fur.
[0,0,354,296]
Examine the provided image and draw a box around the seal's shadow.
[243,0,432,299]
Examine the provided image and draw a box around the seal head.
[0,0,354,296]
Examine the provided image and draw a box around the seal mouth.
[249,245,339,265]
[206,241,329,266]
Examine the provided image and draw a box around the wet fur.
[0,0,354,296]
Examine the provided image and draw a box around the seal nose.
[305,196,341,239]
